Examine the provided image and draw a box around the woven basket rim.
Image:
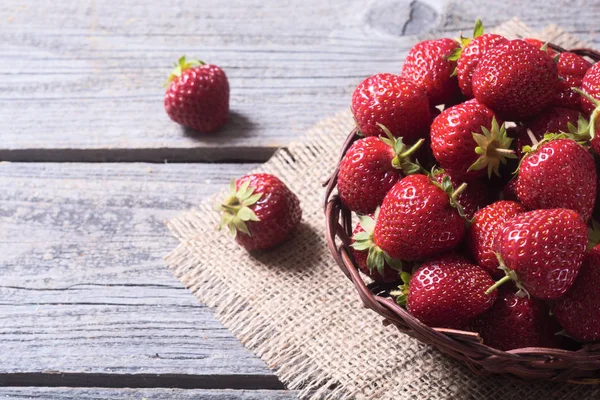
[323,44,600,384]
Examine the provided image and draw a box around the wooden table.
[1,1,598,398]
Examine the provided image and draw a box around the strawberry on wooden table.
[469,287,560,351]
[337,125,423,214]
[466,200,526,277]
[430,100,515,180]
[490,208,588,300]
[351,73,432,141]
[217,173,301,251]
[516,137,596,221]
[401,38,461,106]
[554,245,600,342]
[402,254,497,329]
[164,56,230,133]
[353,174,467,265]
[472,40,558,121]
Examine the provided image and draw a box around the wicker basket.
[323,44,600,384]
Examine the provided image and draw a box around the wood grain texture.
[7,0,598,161]
[0,162,285,385]
[0,388,298,399]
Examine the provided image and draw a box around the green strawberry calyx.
[351,209,404,275]
[377,123,424,175]
[572,87,600,140]
[447,19,484,76]
[468,117,517,178]
[563,113,591,142]
[216,179,262,238]
[390,271,412,307]
[588,219,600,251]
[429,169,468,219]
[484,253,530,298]
[166,56,206,85]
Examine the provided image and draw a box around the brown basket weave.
[323,44,600,384]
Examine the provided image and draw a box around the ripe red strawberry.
[217,174,301,251]
[572,88,600,155]
[405,254,497,329]
[401,38,461,106]
[164,56,229,133]
[337,127,423,214]
[514,107,581,157]
[523,38,558,57]
[472,40,558,121]
[469,287,560,350]
[516,138,596,221]
[456,33,508,98]
[581,62,600,114]
[554,245,600,342]
[466,200,526,277]
[552,52,591,111]
[491,208,587,300]
[432,170,492,220]
[353,174,466,263]
[351,73,432,141]
[430,100,515,180]
[351,213,401,283]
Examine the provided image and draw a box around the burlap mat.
[166,19,600,399]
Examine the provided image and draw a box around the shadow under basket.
[323,43,600,385]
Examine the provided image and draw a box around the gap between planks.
[0,373,285,390]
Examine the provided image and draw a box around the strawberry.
[523,38,558,57]
[472,39,558,121]
[217,174,301,251]
[351,73,432,142]
[552,52,591,111]
[554,245,600,342]
[572,88,600,155]
[466,200,526,277]
[516,137,596,221]
[490,208,587,300]
[404,254,497,329]
[164,56,229,133]
[430,100,515,180]
[337,126,423,214]
[432,170,492,220]
[469,287,560,350]
[353,174,466,265]
[514,107,582,157]
[351,212,401,283]
[452,21,508,98]
[401,38,461,106]
[580,62,600,114]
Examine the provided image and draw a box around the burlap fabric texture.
[166,19,600,400]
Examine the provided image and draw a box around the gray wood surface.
[3,0,598,162]
[0,162,286,387]
[0,388,298,399]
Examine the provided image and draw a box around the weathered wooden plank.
[10,0,599,161]
[0,388,298,399]
[0,162,286,385]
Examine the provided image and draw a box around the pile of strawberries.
[340,20,600,351]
